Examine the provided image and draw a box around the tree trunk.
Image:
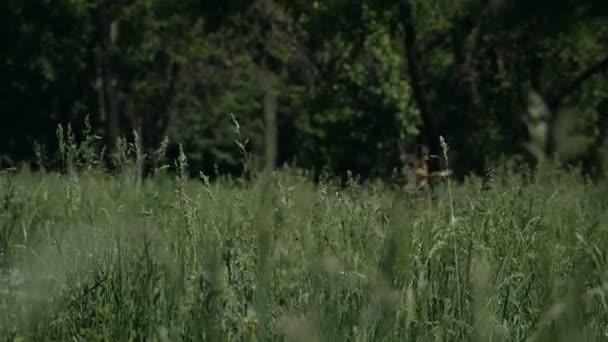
[262,71,278,172]
[401,0,440,167]
[96,2,121,153]
[106,20,120,151]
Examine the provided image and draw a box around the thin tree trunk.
[95,61,107,124]
[96,2,120,152]
[401,0,440,167]
[262,71,278,172]
[95,40,116,150]
[106,19,120,151]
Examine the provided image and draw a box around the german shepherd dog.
[398,143,451,191]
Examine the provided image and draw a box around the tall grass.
[1,127,608,341]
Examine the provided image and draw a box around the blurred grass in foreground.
[1,149,608,341]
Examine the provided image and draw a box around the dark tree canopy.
[1,0,607,179]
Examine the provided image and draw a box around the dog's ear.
[415,144,430,160]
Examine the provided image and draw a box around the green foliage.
[2,0,608,179]
[295,3,421,177]
[524,90,601,167]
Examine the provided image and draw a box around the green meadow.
[4,1,608,340]
[1,139,608,341]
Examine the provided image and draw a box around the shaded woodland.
[2,0,608,180]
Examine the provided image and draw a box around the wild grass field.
[1,136,608,341]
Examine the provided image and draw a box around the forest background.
[2,0,608,180]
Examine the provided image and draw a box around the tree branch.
[549,55,608,110]
[544,55,608,156]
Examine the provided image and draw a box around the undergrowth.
[0,123,608,341]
